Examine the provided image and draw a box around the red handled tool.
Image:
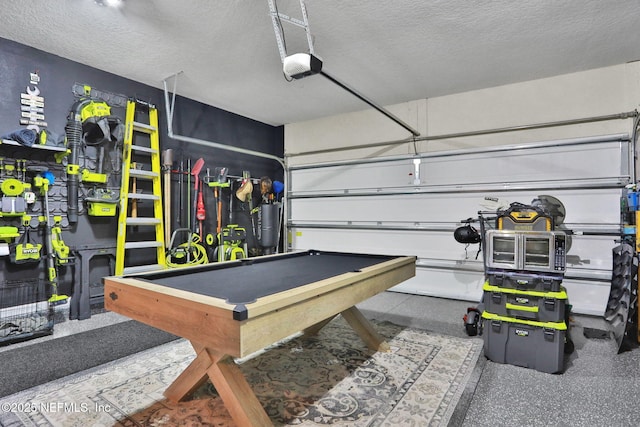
[191,158,205,239]
[196,186,205,239]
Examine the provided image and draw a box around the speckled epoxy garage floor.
[358,291,640,427]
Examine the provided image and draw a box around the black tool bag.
[9,228,42,264]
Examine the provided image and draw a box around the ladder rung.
[129,169,159,179]
[124,241,163,249]
[127,193,160,200]
[131,145,158,154]
[123,264,165,275]
[126,217,161,226]
[133,121,157,133]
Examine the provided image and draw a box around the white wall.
[284,63,640,315]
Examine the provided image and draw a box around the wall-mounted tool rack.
[0,140,70,345]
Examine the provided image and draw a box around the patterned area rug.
[0,318,482,426]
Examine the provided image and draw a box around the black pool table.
[104,250,416,426]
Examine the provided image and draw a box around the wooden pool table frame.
[104,252,416,426]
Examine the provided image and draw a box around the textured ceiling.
[1,0,640,126]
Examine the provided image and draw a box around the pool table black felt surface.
[133,251,395,312]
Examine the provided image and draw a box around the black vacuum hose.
[65,100,91,224]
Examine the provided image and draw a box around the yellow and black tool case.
[482,282,568,322]
[497,203,553,231]
[481,312,567,374]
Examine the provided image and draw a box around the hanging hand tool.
[50,215,71,265]
[210,167,229,235]
[196,182,206,240]
[177,157,184,229]
[236,171,257,248]
[215,186,222,235]
[190,158,205,239]
[187,158,191,232]
[162,149,173,243]
[31,169,69,306]
[246,180,256,234]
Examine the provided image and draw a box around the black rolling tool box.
[481,311,567,374]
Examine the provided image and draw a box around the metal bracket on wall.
[71,83,128,107]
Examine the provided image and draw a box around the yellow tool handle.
[505,302,539,313]
[48,267,57,282]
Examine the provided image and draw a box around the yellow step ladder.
[115,99,166,275]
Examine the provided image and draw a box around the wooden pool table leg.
[302,314,337,337]
[164,344,211,401]
[164,342,273,427]
[301,308,390,352]
[341,306,391,352]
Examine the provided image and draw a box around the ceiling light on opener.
[94,0,123,7]
[283,53,323,79]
